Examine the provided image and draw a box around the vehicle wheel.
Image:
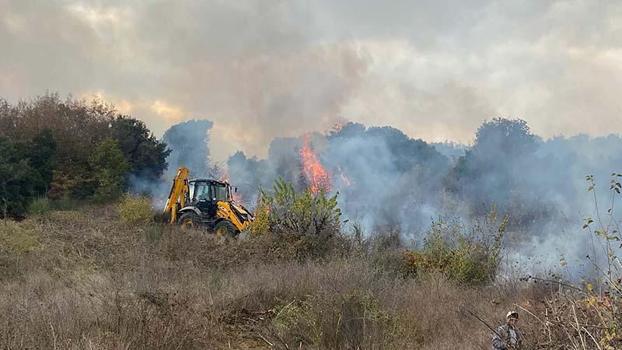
[178,212,200,230]
[214,220,238,238]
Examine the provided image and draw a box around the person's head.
[506,311,519,326]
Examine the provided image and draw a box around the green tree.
[0,95,173,208]
[110,116,170,180]
[445,118,541,218]
[27,129,56,196]
[0,138,35,218]
[89,139,129,202]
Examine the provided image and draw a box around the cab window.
[213,184,228,201]
[188,182,195,201]
[194,182,211,201]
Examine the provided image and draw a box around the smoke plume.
[224,118,622,277]
[135,116,622,278]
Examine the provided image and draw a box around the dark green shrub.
[89,139,129,202]
[0,137,36,218]
[109,116,170,180]
[27,197,51,215]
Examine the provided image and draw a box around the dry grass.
[0,203,618,349]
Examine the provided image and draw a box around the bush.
[49,196,81,211]
[0,220,40,254]
[117,194,154,225]
[249,199,270,235]
[89,139,130,202]
[28,197,51,215]
[258,178,341,236]
[403,211,507,285]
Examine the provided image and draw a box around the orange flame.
[300,135,331,194]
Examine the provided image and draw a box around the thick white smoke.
[225,119,622,278]
[134,117,621,279]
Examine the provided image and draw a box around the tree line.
[0,94,170,218]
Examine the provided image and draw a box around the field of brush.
[2,201,620,349]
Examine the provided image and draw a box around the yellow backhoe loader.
[162,167,253,237]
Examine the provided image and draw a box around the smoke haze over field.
[222,117,622,277]
[2,1,622,277]
[2,1,622,160]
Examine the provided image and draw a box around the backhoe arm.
[163,167,190,224]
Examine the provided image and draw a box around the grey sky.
[1,0,621,160]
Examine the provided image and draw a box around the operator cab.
[188,179,232,202]
[188,179,232,218]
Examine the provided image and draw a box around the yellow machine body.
[163,167,253,234]
[163,167,190,224]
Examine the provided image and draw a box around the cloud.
[1,0,622,159]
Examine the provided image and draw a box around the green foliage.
[27,130,57,196]
[28,197,51,215]
[403,211,507,285]
[0,95,170,212]
[117,194,154,225]
[51,196,81,211]
[249,198,270,235]
[110,116,170,180]
[0,137,35,218]
[89,139,129,202]
[259,178,341,236]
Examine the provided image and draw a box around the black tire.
[214,220,238,238]
[178,212,200,230]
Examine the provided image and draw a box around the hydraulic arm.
[163,167,190,224]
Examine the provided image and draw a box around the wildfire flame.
[300,135,331,194]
